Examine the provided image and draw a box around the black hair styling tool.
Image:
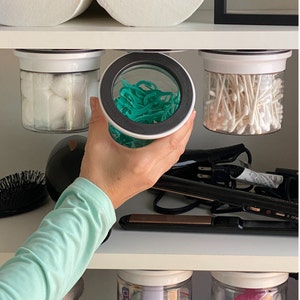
[254,168,298,202]
[152,175,298,222]
[119,213,298,236]
[0,170,49,217]
[166,143,252,182]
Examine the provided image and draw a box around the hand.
[80,97,196,208]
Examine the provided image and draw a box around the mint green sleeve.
[0,177,116,300]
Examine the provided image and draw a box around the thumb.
[89,97,107,125]
[88,97,110,140]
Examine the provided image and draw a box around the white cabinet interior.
[0,2,298,298]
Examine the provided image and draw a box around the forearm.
[0,177,116,300]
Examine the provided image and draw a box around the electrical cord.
[152,191,208,215]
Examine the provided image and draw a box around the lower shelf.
[0,191,297,272]
[92,192,298,272]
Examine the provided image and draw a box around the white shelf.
[0,193,297,273]
[0,9,298,50]
[94,193,298,272]
[0,4,297,276]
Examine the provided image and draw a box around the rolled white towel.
[96,0,204,26]
[0,0,93,26]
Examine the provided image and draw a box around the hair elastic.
[100,52,195,141]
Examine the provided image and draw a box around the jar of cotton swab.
[200,50,292,135]
[14,49,103,133]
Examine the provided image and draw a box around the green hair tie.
[111,79,181,148]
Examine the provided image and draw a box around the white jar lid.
[211,272,289,289]
[200,50,292,74]
[118,270,193,286]
[14,49,103,73]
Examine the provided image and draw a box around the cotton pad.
[15,50,103,132]
[96,0,204,26]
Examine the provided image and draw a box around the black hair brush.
[0,170,49,218]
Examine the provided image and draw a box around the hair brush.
[0,170,49,218]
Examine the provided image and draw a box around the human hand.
[80,97,196,208]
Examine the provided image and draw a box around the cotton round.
[51,75,75,99]
[20,72,33,99]
[96,0,204,26]
[22,98,34,128]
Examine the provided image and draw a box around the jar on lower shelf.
[14,49,103,133]
[211,271,289,300]
[117,270,193,300]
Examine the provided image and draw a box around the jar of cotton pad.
[99,52,195,148]
[14,49,103,133]
[200,50,292,135]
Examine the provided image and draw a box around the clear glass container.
[14,49,103,133]
[117,270,193,300]
[110,64,181,148]
[100,52,195,148]
[211,272,289,300]
[200,50,292,135]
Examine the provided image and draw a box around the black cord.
[210,202,243,214]
[152,191,239,215]
[152,192,206,215]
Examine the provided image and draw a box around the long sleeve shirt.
[0,177,116,300]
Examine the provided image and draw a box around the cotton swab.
[203,72,284,135]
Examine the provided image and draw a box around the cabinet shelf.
[0,194,297,272]
[94,194,298,272]
[0,9,298,50]
[0,4,297,277]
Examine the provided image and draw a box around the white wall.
[1,0,299,290]
[0,48,298,299]
[0,48,297,175]
[80,50,298,299]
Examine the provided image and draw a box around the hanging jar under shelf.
[200,50,292,135]
[14,49,103,133]
[99,51,195,148]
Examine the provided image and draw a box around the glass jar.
[211,272,289,300]
[117,270,193,300]
[100,52,195,148]
[14,49,103,133]
[200,50,292,135]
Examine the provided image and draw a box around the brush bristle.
[0,170,48,216]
